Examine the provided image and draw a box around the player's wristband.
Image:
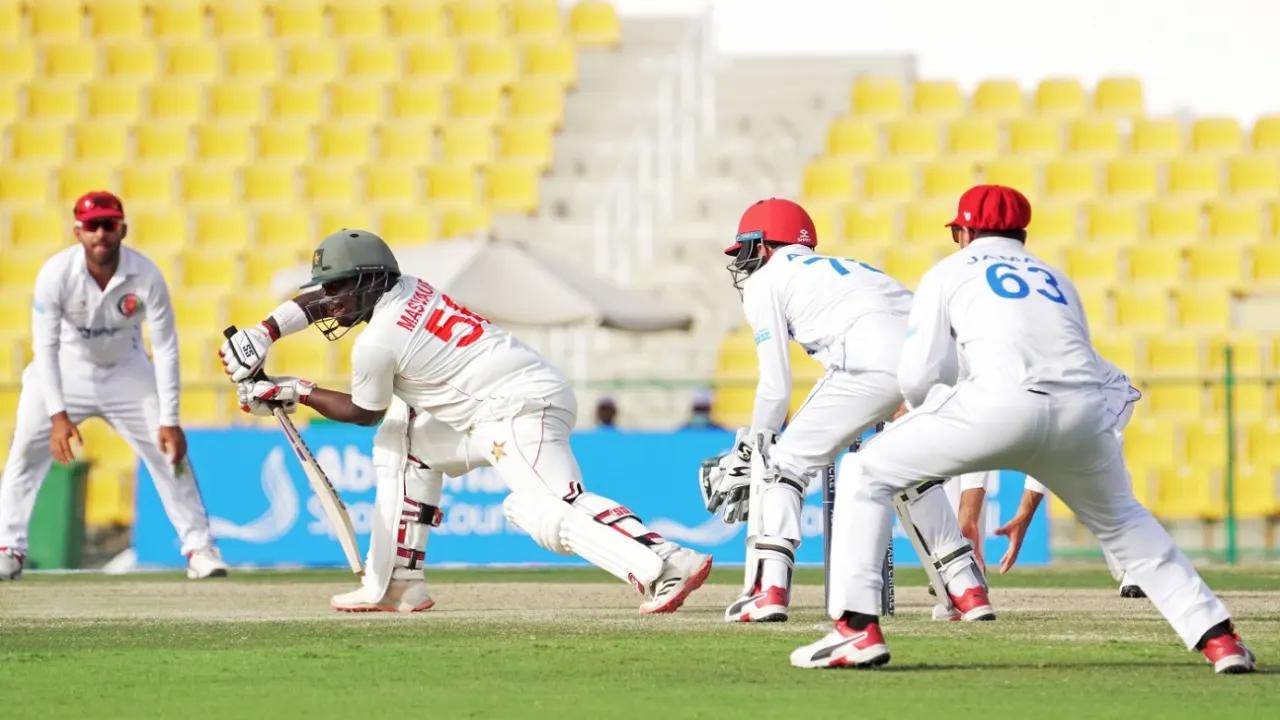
[268,299,310,338]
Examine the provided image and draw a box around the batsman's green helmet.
[305,229,400,287]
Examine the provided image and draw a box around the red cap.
[73,191,125,223]
[946,185,1031,231]
[725,198,817,256]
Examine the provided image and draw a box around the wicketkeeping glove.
[236,376,315,416]
[699,427,753,523]
[220,323,274,383]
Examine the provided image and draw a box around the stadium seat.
[1209,380,1267,419]
[1227,155,1280,198]
[127,208,187,252]
[72,121,128,163]
[0,165,50,206]
[8,207,63,248]
[803,202,840,246]
[802,159,855,202]
[1104,156,1159,200]
[972,79,1024,118]
[1064,245,1119,286]
[512,0,563,40]
[1206,333,1263,374]
[180,164,237,204]
[1034,78,1086,117]
[1174,289,1231,329]
[147,81,202,122]
[346,42,401,82]
[465,41,519,84]
[946,117,999,160]
[184,386,233,426]
[882,246,940,289]
[439,204,491,238]
[1130,118,1183,158]
[486,162,540,214]
[363,163,419,205]
[1146,200,1201,243]
[1044,158,1098,200]
[1091,331,1138,372]
[210,81,266,121]
[329,82,385,123]
[1191,117,1244,156]
[850,75,904,118]
[449,82,504,119]
[10,122,67,165]
[1093,76,1143,118]
[1235,464,1280,519]
[179,335,226,384]
[509,80,565,127]
[389,0,447,37]
[523,39,578,87]
[86,79,142,121]
[451,1,506,40]
[194,123,252,163]
[284,44,340,81]
[376,121,434,162]
[1083,200,1141,243]
[56,164,115,203]
[569,1,622,48]
[1185,418,1227,471]
[192,207,251,250]
[842,204,895,245]
[1114,288,1169,330]
[426,163,479,206]
[151,0,204,40]
[180,249,241,289]
[42,42,98,81]
[331,0,386,38]
[1008,116,1062,158]
[826,116,879,160]
[244,163,302,205]
[886,118,940,159]
[404,41,460,81]
[1144,333,1202,375]
[269,81,326,120]
[389,80,447,123]
[1253,244,1280,286]
[164,42,220,80]
[1068,118,1121,157]
[982,158,1037,192]
[256,122,312,162]
[862,160,916,202]
[1154,466,1222,520]
[921,160,976,199]
[1246,418,1280,468]
[254,207,313,251]
[0,80,15,124]
[244,246,304,287]
[1028,201,1078,244]
[903,201,953,244]
[271,0,326,38]
[103,42,157,81]
[1123,244,1182,285]
[134,122,190,165]
[1253,115,1280,155]
[0,41,36,82]
[1144,383,1204,419]
[316,123,373,163]
[120,165,176,206]
[1124,416,1177,470]
[378,206,437,246]
[302,164,359,203]
[225,41,280,82]
[24,81,81,122]
[499,120,554,169]
[210,0,268,39]
[29,0,82,40]
[1186,244,1244,286]
[0,250,47,287]
[911,79,964,117]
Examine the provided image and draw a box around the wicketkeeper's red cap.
[725,198,818,256]
[946,185,1031,232]
[73,191,125,223]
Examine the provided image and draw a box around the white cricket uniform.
[831,236,1230,648]
[0,246,214,556]
[340,276,667,593]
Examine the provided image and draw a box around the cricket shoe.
[331,579,435,613]
[933,586,997,622]
[724,585,789,623]
[1118,573,1146,598]
[639,548,712,615]
[0,547,24,581]
[186,546,228,579]
[790,618,891,669]
[1201,627,1257,674]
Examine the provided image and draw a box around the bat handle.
[222,324,269,382]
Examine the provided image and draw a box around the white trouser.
[833,381,1230,649]
[0,361,213,556]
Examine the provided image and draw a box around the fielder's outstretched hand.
[237,376,315,416]
[220,324,274,382]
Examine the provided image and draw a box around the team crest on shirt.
[491,441,506,461]
[116,293,142,318]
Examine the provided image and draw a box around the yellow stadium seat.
[346,42,401,82]
[210,81,265,121]
[1144,333,1202,374]
[1253,244,1280,285]
[405,41,459,80]
[863,160,916,203]
[982,158,1037,192]
[465,41,519,84]
[1191,117,1244,156]
[1155,466,1222,520]
[1144,384,1203,419]
[451,1,506,40]
[1186,244,1243,286]
[331,0,385,38]
[1206,333,1262,374]
[120,164,176,205]
[920,160,976,200]
[254,207,312,251]
[255,121,311,162]
[1146,200,1201,243]
[86,79,142,120]
[0,2,14,40]
[1253,115,1280,155]
[1174,289,1230,329]
[1227,155,1280,198]
[180,249,241,289]
[509,79,564,127]
[1044,158,1098,200]
[842,204,895,245]
[0,80,15,124]
[379,206,437,245]
[244,245,304,287]
[173,290,228,332]
[1093,76,1143,118]
[1114,288,1169,330]
[826,116,879,160]
[227,291,284,326]
[1068,117,1120,157]
[1028,201,1078,244]
[364,163,420,205]
[486,162,539,214]
[134,122,189,165]
[284,43,340,81]
[210,0,267,39]
[1235,464,1280,519]
[1082,200,1140,243]
[499,120,554,169]
[903,201,952,244]
[180,164,237,204]
[243,163,300,204]
[72,121,128,163]
[56,164,115,203]
[1008,116,1059,156]
[9,122,67,164]
[128,208,187,252]
[946,117,999,160]
[330,82,384,123]
[1104,156,1158,200]
[1123,419,1175,497]
[1167,156,1220,200]
[270,0,326,38]
[194,123,252,163]
[1130,117,1182,158]
[103,42,157,80]
[303,164,359,203]
[1246,418,1280,468]
[1271,200,1280,236]
[882,246,940,290]
[1206,200,1262,243]
[225,41,280,81]
[388,0,446,37]
[850,75,904,118]
[439,204,490,238]
[24,81,81,121]
[1124,244,1182,286]
[164,41,219,80]
[512,0,561,40]
[1064,245,1119,286]
[0,41,36,82]
[426,163,478,206]
[1210,381,1267,419]
[448,82,502,119]
[8,207,63,248]
[151,0,204,40]
[192,207,251,250]
[523,40,577,87]
[184,386,235,426]
[315,123,372,163]
[885,118,939,159]
[147,80,202,122]
[1091,331,1137,372]
[268,81,324,120]
[42,42,98,81]
[179,336,225,384]
[1186,418,1227,470]
[29,0,82,40]
[376,121,434,162]
[911,79,963,117]
[440,120,495,166]
[389,80,447,123]
[0,249,47,286]
[972,79,1023,118]
[569,0,621,48]
[1034,78,1085,117]
[797,202,837,246]
[802,159,855,202]
[0,165,50,205]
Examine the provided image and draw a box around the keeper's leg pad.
[893,480,981,612]
[741,430,778,592]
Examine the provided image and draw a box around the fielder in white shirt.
[792,185,1255,674]
[701,198,990,623]
[0,191,225,580]
[220,229,712,614]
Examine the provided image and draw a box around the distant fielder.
[220,229,712,614]
[0,192,226,580]
[702,198,990,623]
[792,185,1255,674]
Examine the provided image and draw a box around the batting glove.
[237,376,315,416]
[220,323,274,383]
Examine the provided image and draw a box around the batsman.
[220,229,712,614]
[701,199,991,623]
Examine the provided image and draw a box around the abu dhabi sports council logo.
[116,293,142,318]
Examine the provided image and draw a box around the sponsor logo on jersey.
[396,279,437,331]
[116,293,142,318]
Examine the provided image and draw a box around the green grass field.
[2,566,1277,719]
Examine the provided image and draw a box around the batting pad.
[560,507,664,592]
